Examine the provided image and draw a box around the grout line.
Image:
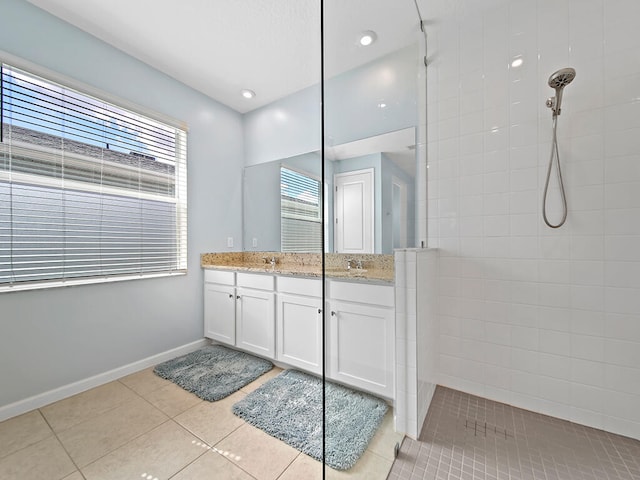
[36,409,86,480]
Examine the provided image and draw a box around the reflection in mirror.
[243,151,322,252]
[243,127,416,254]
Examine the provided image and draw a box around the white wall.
[0,0,244,410]
[424,0,640,439]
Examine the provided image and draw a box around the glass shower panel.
[322,0,425,477]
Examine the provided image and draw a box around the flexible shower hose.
[542,115,568,228]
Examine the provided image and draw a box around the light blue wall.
[243,85,322,167]
[243,44,419,166]
[0,0,244,407]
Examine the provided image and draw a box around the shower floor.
[388,386,640,480]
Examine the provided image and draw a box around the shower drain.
[464,419,511,439]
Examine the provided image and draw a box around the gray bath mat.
[153,344,273,401]
[232,369,388,471]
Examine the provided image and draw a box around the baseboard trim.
[0,338,209,422]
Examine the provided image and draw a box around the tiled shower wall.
[424,0,640,440]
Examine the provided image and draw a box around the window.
[280,166,322,252]
[0,64,187,291]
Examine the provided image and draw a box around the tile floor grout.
[388,385,640,480]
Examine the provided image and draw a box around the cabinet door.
[236,288,275,358]
[277,294,323,375]
[204,283,236,345]
[328,300,394,398]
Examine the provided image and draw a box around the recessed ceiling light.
[241,89,255,99]
[377,102,387,109]
[511,57,524,68]
[359,31,377,46]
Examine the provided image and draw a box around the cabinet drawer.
[277,276,322,297]
[204,269,235,285]
[237,272,274,291]
[328,280,394,307]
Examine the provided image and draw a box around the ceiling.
[26,0,421,113]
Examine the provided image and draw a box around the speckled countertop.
[201,252,394,284]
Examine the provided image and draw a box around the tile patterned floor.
[388,386,640,480]
[0,366,401,480]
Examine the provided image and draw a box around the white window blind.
[280,166,321,253]
[0,64,187,290]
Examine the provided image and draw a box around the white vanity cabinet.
[203,270,236,345]
[276,276,323,375]
[327,280,395,398]
[204,268,394,399]
[235,273,276,358]
[203,270,275,358]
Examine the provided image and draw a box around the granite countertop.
[201,252,394,284]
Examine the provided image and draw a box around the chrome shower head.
[547,67,576,116]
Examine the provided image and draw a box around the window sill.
[0,271,187,294]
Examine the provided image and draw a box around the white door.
[334,168,374,254]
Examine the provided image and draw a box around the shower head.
[549,67,576,89]
[547,67,576,116]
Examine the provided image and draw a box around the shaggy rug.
[153,344,273,401]
[231,369,388,471]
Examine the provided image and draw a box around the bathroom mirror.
[242,127,417,254]
[242,34,424,254]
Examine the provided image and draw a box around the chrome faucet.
[346,259,363,271]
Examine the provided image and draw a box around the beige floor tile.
[119,367,171,396]
[174,390,245,445]
[326,450,392,480]
[366,409,404,461]
[143,382,203,418]
[0,435,76,480]
[82,420,203,480]
[279,453,324,480]
[0,410,52,459]
[41,381,139,433]
[170,449,255,480]
[215,423,299,480]
[239,366,283,394]
[62,472,85,480]
[57,396,168,467]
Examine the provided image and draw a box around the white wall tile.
[604,339,640,368]
[511,326,539,350]
[428,0,640,440]
[570,334,604,362]
[539,352,571,380]
[571,358,605,387]
[539,329,570,356]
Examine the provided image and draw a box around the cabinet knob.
[317,308,322,314]
[236,295,241,300]
[331,311,336,316]
[228,294,233,299]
